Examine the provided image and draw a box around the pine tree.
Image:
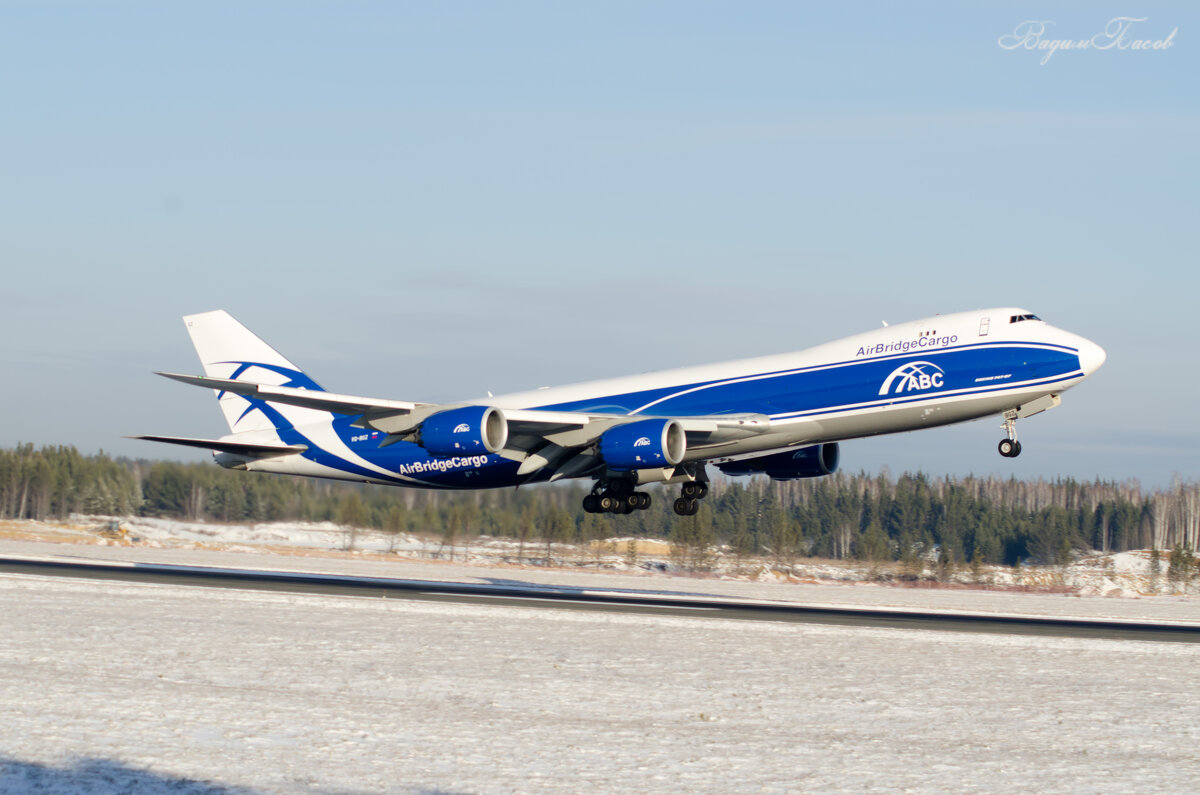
[1168,544,1194,593]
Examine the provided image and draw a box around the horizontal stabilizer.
[128,435,307,458]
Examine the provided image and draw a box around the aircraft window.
[1009,314,1042,323]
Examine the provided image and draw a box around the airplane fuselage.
[224,307,1104,490]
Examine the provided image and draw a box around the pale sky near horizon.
[1,2,1196,487]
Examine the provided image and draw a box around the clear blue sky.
[1,2,1196,486]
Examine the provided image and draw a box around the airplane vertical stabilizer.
[182,310,330,434]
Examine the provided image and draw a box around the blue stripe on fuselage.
[304,341,1080,488]
[533,342,1080,418]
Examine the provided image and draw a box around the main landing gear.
[583,478,652,515]
[581,476,712,516]
[998,410,1023,458]
[673,481,708,516]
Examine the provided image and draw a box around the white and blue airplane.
[135,308,1105,516]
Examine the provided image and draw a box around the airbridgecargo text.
[857,334,958,357]
[398,455,490,476]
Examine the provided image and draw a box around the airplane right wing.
[156,372,426,418]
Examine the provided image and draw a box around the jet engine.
[716,443,840,481]
[598,418,686,470]
[420,406,508,457]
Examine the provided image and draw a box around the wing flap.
[675,414,772,439]
[367,406,596,449]
[512,413,773,475]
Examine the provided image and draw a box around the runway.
[3,556,1197,643]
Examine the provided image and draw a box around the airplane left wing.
[155,372,773,476]
[158,372,598,437]
[156,371,597,462]
[356,405,770,467]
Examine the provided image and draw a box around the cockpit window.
[1009,314,1041,323]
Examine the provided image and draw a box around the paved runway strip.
[3,556,1197,643]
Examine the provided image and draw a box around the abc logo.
[879,361,946,396]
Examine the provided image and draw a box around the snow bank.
[17,516,1200,612]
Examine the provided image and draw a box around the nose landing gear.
[998,410,1023,458]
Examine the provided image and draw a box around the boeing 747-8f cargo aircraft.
[135,309,1105,516]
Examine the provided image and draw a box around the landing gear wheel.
[998,411,1021,458]
[583,494,599,513]
[998,439,1022,458]
[673,497,699,516]
[630,492,651,510]
[598,494,618,512]
[681,481,707,499]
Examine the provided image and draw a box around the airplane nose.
[1077,338,1107,375]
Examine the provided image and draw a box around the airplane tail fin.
[183,310,329,434]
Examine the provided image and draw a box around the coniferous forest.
[2,443,1198,567]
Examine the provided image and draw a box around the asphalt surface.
[3,556,1199,643]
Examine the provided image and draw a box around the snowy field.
[3,522,1200,793]
[3,571,1200,794]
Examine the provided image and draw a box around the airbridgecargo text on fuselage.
[856,334,958,357]
[397,455,491,476]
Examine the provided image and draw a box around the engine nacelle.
[716,443,840,481]
[420,406,508,457]
[598,419,686,470]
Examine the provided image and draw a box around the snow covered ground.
[3,573,1200,795]
[3,519,1200,793]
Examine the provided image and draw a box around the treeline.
[0,445,142,519]
[2,444,1199,566]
